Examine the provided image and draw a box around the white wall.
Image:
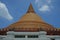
[0,31,60,40]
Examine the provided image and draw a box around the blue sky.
[0,0,60,29]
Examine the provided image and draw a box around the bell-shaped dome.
[19,4,43,22]
[3,4,56,32]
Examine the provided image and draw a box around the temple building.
[0,4,60,40]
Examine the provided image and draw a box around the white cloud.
[0,2,13,20]
[39,5,50,12]
[47,0,51,4]
[35,0,39,3]
[35,0,53,12]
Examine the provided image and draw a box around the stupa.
[0,4,60,35]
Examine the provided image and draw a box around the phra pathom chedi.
[0,3,60,40]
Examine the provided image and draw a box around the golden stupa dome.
[3,4,55,32]
[19,4,43,22]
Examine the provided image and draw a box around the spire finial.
[27,3,35,13]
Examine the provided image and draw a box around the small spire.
[27,3,35,13]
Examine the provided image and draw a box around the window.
[15,35,25,38]
[28,35,38,38]
[51,38,55,40]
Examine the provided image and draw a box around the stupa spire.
[27,3,35,13]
